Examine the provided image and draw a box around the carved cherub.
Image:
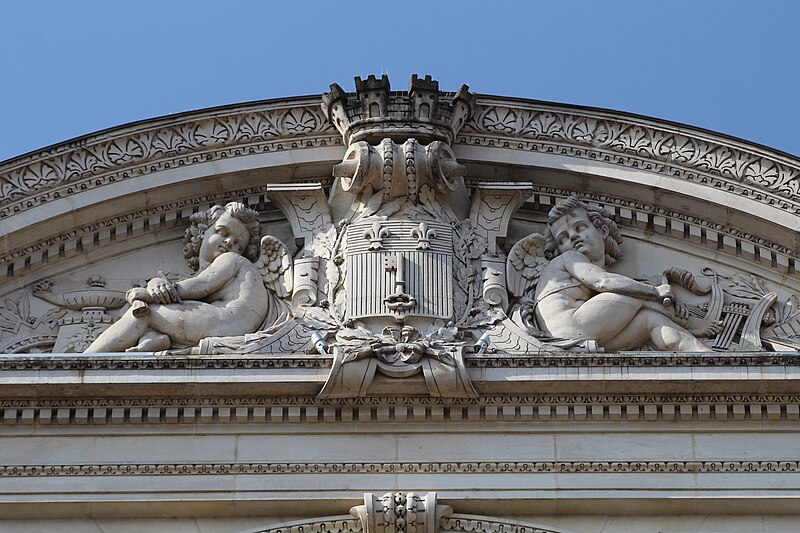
[85,202,291,353]
[506,196,721,352]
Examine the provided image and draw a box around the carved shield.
[345,220,453,320]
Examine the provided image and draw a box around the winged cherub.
[507,196,720,352]
[85,202,291,353]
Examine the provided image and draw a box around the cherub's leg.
[125,331,171,352]
[570,293,647,342]
[603,309,712,352]
[84,310,149,353]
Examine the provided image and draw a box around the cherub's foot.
[126,333,171,352]
[686,317,724,338]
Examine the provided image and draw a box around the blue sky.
[1,1,799,162]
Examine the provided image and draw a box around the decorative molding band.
[5,182,799,291]
[3,95,799,224]
[2,352,800,371]
[2,460,799,477]
[0,354,332,371]
[466,353,800,367]
[0,99,339,219]
[440,516,560,533]
[2,395,798,426]
[462,101,800,212]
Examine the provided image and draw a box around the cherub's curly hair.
[543,196,623,265]
[182,202,262,272]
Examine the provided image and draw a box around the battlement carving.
[322,74,476,146]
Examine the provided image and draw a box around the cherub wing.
[506,233,547,299]
[254,235,293,299]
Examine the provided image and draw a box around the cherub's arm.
[174,252,242,301]
[562,251,671,301]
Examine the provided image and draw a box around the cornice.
[2,93,799,223]
[3,352,800,371]
[5,184,798,299]
[461,98,800,211]
[0,354,798,427]
[0,97,340,219]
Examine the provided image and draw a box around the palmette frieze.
[3,93,800,221]
[463,102,800,209]
[253,513,560,533]
[251,514,560,533]
[0,101,338,218]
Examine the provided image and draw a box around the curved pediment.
[2,74,800,368]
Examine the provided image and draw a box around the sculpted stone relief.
[2,75,800,397]
[507,197,721,352]
[84,202,291,352]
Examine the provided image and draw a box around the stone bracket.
[267,183,332,255]
[469,182,533,255]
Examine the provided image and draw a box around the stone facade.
[1,75,799,532]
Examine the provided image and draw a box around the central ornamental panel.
[345,219,453,320]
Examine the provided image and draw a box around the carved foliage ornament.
[0,104,336,218]
[465,104,800,208]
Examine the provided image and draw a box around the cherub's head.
[183,202,261,271]
[543,196,623,265]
